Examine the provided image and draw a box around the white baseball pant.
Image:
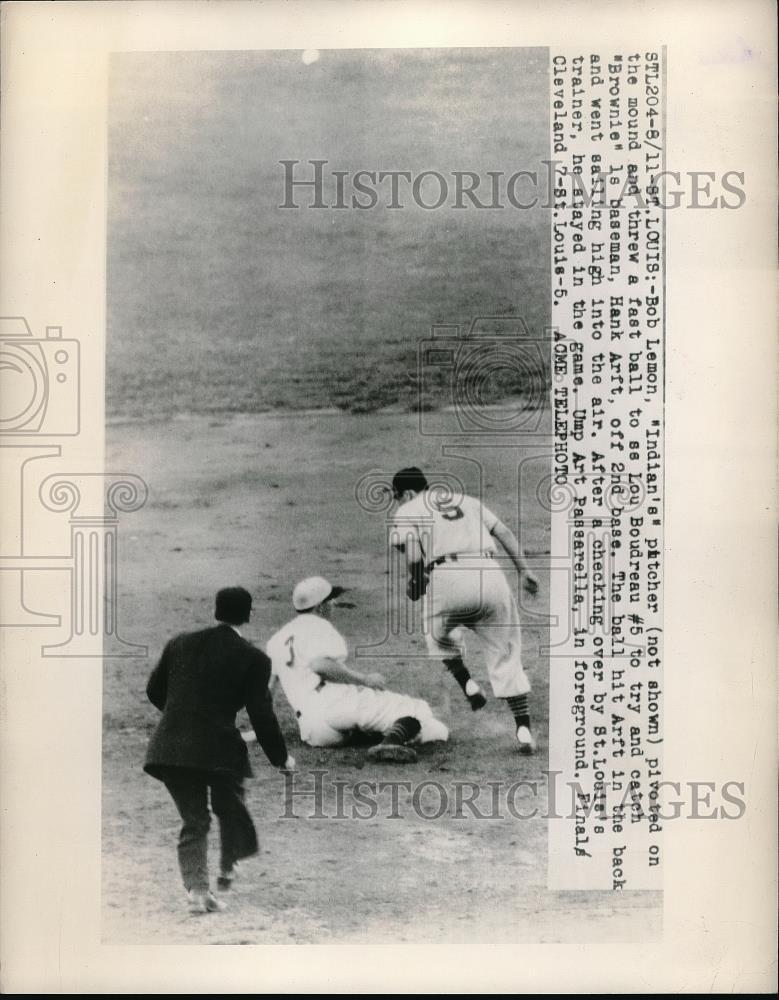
[298,683,449,747]
[423,556,531,698]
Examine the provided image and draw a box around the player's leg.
[209,773,258,890]
[366,715,421,762]
[358,686,449,747]
[301,717,349,747]
[471,573,536,754]
[296,686,366,746]
[426,580,487,710]
[442,653,487,711]
[343,687,420,760]
[339,686,437,762]
[308,684,365,746]
[414,707,449,744]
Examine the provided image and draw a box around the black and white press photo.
[1,1,775,992]
[102,45,664,943]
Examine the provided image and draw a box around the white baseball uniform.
[391,490,531,698]
[266,613,448,747]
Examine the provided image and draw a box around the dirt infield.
[102,408,660,943]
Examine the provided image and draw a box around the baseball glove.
[406,562,429,602]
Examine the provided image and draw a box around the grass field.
[107,48,550,418]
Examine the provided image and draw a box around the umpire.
[144,586,294,915]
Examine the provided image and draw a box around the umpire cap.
[215,586,252,625]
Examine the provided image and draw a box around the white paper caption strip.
[547,49,665,891]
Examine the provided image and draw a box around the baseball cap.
[292,576,346,612]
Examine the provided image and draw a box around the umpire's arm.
[245,649,290,769]
[146,639,173,710]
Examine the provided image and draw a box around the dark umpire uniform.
[144,588,289,901]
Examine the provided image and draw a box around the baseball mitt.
[406,562,429,602]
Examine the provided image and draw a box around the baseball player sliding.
[389,467,539,754]
[266,576,449,763]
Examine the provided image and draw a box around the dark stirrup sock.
[381,716,422,745]
[443,656,472,693]
[444,657,486,709]
[505,693,531,729]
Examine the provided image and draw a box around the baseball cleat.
[516,725,537,755]
[366,743,418,764]
[188,890,226,915]
[421,718,450,743]
[465,679,487,711]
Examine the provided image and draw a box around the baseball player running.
[266,576,449,763]
[389,467,539,754]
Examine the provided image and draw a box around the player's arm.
[399,534,424,570]
[394,533,429,602]
[389,517,424,573]
[390,516,428,601]
[309,656,385,690]
[490,519,539,596]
